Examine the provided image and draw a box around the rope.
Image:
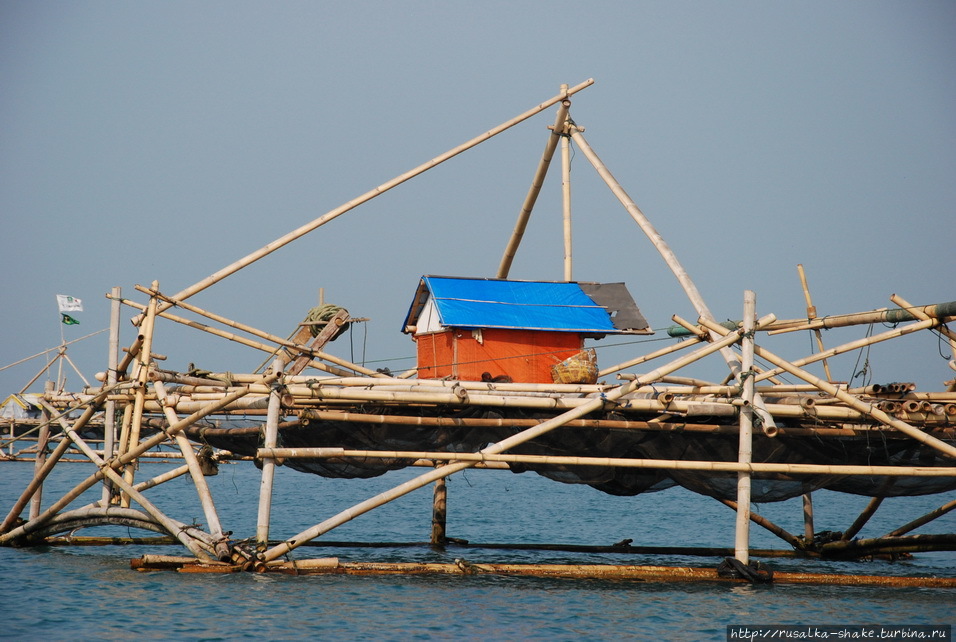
[304,304,349,339]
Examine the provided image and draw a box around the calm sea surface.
[1,459,953,640]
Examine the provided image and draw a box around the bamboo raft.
[2,81,955,586]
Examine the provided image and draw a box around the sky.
[1,1,954,396]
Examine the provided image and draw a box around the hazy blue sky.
[2,1,954,395]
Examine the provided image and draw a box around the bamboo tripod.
[1,83,954,585]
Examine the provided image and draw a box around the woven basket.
[551,349,598,384]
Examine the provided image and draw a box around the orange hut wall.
[414,328,584,383]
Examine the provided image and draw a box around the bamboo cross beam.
[254,447,956,477]
[134,80,594,324]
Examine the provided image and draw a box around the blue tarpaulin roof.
[402,276,624,334]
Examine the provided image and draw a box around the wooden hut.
[401,276,652,383]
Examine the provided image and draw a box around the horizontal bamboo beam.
[128,557,956,587]
[256,447,956,477]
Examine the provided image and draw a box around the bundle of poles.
[1,81,955,584]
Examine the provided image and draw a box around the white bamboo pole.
[102,286,121,504]
[497,86,572,278]
[561,115,573,282]
[891,293,956,371]
[122,282,160,504]
[261,317,767,563]
[153,381,225,540]
[568,125,777,432]
[734,291,756,564]
[256,360,285,551]
[599,336,703,377]
[255,447,956,478]
[133,80,593,324]
[797,264,832,381]
[699,317,956,459]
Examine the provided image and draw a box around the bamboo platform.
[2,81,955,586]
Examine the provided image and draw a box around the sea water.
[0,460,952,640]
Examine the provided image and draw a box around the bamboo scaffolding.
[700,316,956,459]
[766,300,956,334]
[797,264,832,381]
[842,497,884,541]
[0,374,276,548]
[256,360,286,551]
[31,398,214,559]
[260,319,764,564]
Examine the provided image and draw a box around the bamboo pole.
[28,406,51,521]
[797,264,832,382]
[885,497,956,537]
[431,470,447,547]
[561,114,573,282]
[767,300,956,334]
[255,447,956,477]
[699,317,956,459]
[261,319,763,564]
[134,80,593,326]
[734,291,756,564]
[842,497,884,541]
[599,336,703,377]
[497,86,571,278]
[122,282,160,504]
[102,286,121,504]
[720,498,805,549]
[153,381,225,543]
[256,360,285,551]
[891,293,956,371]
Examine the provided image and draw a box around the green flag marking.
[61,314,80,325]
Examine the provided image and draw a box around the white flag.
[56,294,83,313]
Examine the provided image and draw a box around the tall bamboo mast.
[497,87,572,279]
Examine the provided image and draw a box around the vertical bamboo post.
[431,470,448,547]
[102,286,121,504]
[561,114,573,282]
[29,406,52,520]
[734,290,756,564]
[802,493,815,541]
[497,85,573,279]
[256,359,286,551]
[122,282,160,505]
